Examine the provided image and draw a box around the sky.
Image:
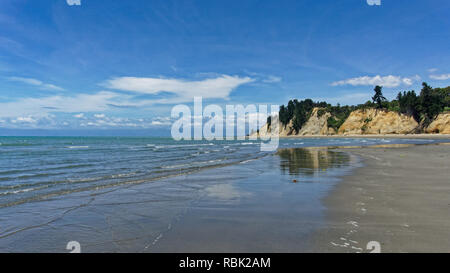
[0,0,450,133]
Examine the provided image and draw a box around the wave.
[0,143,35,147]
[0,153,270,208]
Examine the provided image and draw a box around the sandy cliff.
[338,109,418,135]
[251,107,334,137]
[252,119,294,138]
[297,108,335,135]
[426,112,450,134]
[252,108,450,137]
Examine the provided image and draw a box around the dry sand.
[312,143,450,253]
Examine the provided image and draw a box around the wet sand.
[2,140,449,252]
[0,148,355,253]
[312,143,450,253]
[282,134,450,139]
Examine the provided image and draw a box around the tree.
[420,82,443,120]
[279,105,289,126]
[397,90,420,121]
[267,116,272,128]
[372,85,387,109]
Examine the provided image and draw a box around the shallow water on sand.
[0,137,445,252]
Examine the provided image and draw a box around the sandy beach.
[1,137,449,252]
[312,143,450,253]
[280,134,450,139]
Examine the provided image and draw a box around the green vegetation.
[372,85,387,109]
[277,82,450,132]
[279,99,328,133]
[397,83,450,124]
[317,109,326,117]
[325,104,355,132]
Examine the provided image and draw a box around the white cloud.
[0,91,125,118]
[150,121,165,126]
[331,75,420,88]
[94,113,106,119]
[11,116,37,124]
[430,74,450,80]
[66,0,81,6]
[103,75,254,102]
[73,113,85,118]
[151,116,172,126]
[78,116,155,128]
[428,68,438,73]
[8,76,65,91]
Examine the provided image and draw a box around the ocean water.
[0,136,438,209]
[0,136,444,252]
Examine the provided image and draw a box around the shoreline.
[311,143,450,253]
[276,134,450,139]
[1,138,449,252]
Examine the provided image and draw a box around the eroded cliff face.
[251,108,450,137]
[251,119,295,138]
[250,107,334,137]
[297,108,334,135]
[338,109,418,135]
[426,112,450,134]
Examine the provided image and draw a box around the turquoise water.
[0,136,440,209]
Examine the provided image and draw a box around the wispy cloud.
[429,74,450,80]
[262,75,282,83]
[8,76,65,91]
[331,75,420,88]
[0,91,125,118]
[102,75,254,102]
[243,71,282,84]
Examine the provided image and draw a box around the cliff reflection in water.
[277,148,350,176]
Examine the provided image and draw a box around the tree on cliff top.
[372,85,387,109]
[420,82,444,120]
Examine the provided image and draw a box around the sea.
[0,136,443,252]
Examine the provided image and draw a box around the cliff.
[297,108,336,135]
[252,119,295,138]
[251,107,335,137]
[426,112,450,134]
[252,107,450,137]
[338,109,418,135]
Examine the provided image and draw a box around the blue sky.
[1,0,450,131]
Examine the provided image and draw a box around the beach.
[281,134,450,139]
[1,137,449,252]
[312,143,450,253]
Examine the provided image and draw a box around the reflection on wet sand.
[277,148,350,177]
